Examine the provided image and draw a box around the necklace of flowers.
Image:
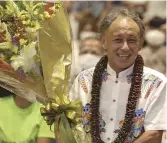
[90,55,144,143]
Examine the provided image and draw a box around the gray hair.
[100,9,145,39]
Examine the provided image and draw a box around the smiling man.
[69,9,167,143]
[103,16,142,74]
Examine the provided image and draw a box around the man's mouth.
[117,54,131,59]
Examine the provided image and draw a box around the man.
[69,9,166,143]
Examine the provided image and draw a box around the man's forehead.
[107,17,140,35]
[113,30,138,37]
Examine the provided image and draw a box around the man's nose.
[121,41,129,51]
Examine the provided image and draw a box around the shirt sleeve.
[37,117,55,138]
[69,72,92,105]
[144,79,167,131]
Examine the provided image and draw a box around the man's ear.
[100,35,107,50]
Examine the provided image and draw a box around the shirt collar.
[107,63,134,79]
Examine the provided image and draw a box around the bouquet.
[0,1,83,143]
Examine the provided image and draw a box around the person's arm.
[135,77,167,143]
[133,130,163,143]
[36,137,52,143]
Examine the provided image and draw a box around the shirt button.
[110,118,113,121]
[107,137,110,141]
[113,99,116,102]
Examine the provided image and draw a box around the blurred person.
[140,29,166,74]
[69,1,92,40]
[78,13,98,36]
[148,16,166,29]
[0,87,55,143]
[68,9,167,143]
[96,1,124,31]
[122,1,148,20]
[143,1,166,24]
[71,1,105,20]
[69,1,105,40]
[78,37,105,72]
[144,16,166,47]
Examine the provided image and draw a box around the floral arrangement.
[0,1,83,143]
[0,0,63,103]
[0,0,61,73]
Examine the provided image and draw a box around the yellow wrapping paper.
[38,4,71,101]
[39,3,82,143]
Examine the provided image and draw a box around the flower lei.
[90,55,144,143]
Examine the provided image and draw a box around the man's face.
[103,17,142,73]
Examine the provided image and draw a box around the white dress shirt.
[70,64,167,143]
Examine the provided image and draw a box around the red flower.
[44,2,54,15]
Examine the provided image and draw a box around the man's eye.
[114,39,122,43]
[128,39,136,43]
